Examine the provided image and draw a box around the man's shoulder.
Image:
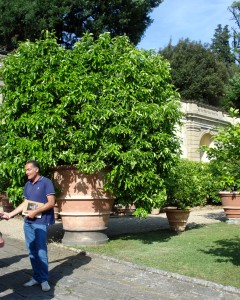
[40,176,53,184]
[41,176,55,193]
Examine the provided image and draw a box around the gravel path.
[0,205,225,242]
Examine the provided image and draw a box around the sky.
[138,0,236,51]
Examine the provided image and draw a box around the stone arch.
[179,101,238,162]
[199,132,214,162]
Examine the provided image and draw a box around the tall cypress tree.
[211,24,235,64]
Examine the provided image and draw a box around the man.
[2,160,56,292]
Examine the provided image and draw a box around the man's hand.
[0,212,10,220]
[24,210,38,219]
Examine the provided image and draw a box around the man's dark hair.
[25,160,40,172]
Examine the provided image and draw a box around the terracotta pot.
[53,203,60,220]
[52,166,115,246]
[218,191,240,222]
[1,196,14,213]
[0,193,5,206]
[151,208,160,215]
[113,203,136,216]
[164,207,190,233]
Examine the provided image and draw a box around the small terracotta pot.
[164,207,190,233]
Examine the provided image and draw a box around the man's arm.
[1,199,27,220]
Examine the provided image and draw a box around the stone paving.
[1,207,240,299]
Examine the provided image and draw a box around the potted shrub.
[0,32,182,245]
[208,159,240,221]
[164,159,210,232]
[205,110,240,222]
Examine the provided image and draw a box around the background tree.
[210,22,240,110]
[211,24,235,64]
[0,0,163,51]
[159,38,230,107]
[224,72,240,110]
[228,1,240,63]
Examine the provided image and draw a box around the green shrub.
[203,162,225,204]
[165,159,221,209]
[205,109,240,191]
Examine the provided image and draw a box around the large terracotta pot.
[52,166,115,246]
[53,203,60,220]
[164,207,190,233]
[218,191,240,222]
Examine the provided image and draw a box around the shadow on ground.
[0,251,91,299]
[200,236,240,266]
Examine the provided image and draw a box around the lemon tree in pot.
[205,109,240,222]
[0,32,182,245]
[165,159,209,233]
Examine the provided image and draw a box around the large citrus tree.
[0,32,182,216]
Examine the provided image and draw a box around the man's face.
[25,163,39,181]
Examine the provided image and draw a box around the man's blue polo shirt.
[23,176,55,225]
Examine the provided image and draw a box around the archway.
[199,133,214,162]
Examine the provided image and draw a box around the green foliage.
[159,39,231,108]
[165,159,221,209]
[201,162,224,204]
[228,1,240,64]
[205,109,240,191]
[224,71,240,110]
[222,2,240,111]
[0,0,163,51]
[0,32,182,213]
[211,24,235,65]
